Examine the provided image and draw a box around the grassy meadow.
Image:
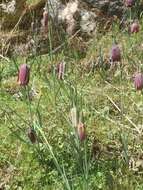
[0,1,143,190]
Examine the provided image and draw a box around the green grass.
[1,13,143,190]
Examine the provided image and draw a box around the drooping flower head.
[125,0,134,7]
[133,73,143,90]
[41,7,48,33]
[110,45,121,62]
[77,122,86,141]
[130,21,140,33]
[42,9,48,27]
[70,107,77,128]
[18,64,30,86]
[27,128,37,144]
[57,61,65,80]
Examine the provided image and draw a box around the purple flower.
[77,122,86,141]
[125,0,134,7]
[43,10,48,27]
[27,128,37,144]
[41,9,48,33]
[130,22,139,33]
[110,45,121,62]
[57,61,65,80]
[133,73,143,90]
[18,64,30,86]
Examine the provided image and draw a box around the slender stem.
[36,126,71,190]
[26,86,33,124]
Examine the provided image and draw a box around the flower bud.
[133,73,143,90]
[125,0,134,7]
[57,61,65,80]
[130,22,139,33]
[41,9,48,33]
[27,128,37,143]
[43,10,48,26]
[18,64,30,86]
[70,107,77,127]
[77,122,86,141]
[31,22,35,33]
[110,45,121,62]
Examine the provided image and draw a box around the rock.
[1,0,143,56]
[0,0,27,30]
[80,9,97,35]
[83,0,124,17]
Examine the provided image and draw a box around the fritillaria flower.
[130,21,140,33]
[70,107,77,127]
[125,0,134,7]
[58,61,65,80]
[133,73,143,90]
[77,122,86,141]
[27,128,37,144]
[110,45,121,62]
[31,22,35,33]
[18,64,30,86]
[41,8,48,33]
